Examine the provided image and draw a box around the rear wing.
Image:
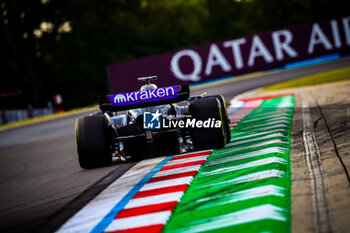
[99,85,190,112]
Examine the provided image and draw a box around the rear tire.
[189,97,226,150]
[75,115,112,169]
[209,95,231,143]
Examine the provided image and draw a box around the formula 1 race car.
[75,76,231,169]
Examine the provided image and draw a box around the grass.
[263,66,350,91]
[0,105,99,131]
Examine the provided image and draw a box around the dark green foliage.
[1,0,349,109]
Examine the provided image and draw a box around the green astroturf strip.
[162,96,294,233]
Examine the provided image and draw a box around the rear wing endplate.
[99,85,190,112]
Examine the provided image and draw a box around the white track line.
[165,156,208,166]
[300,92,332,233]
[140,176,193,191]
[126,192,184,209]
[153,165,202,178]
[105,211,172,232]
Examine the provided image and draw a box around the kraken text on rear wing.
[99,85,190,112]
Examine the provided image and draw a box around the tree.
[1,0,349,109]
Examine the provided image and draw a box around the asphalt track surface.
[0,57,349,233]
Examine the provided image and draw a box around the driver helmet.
[140,83,157,91]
